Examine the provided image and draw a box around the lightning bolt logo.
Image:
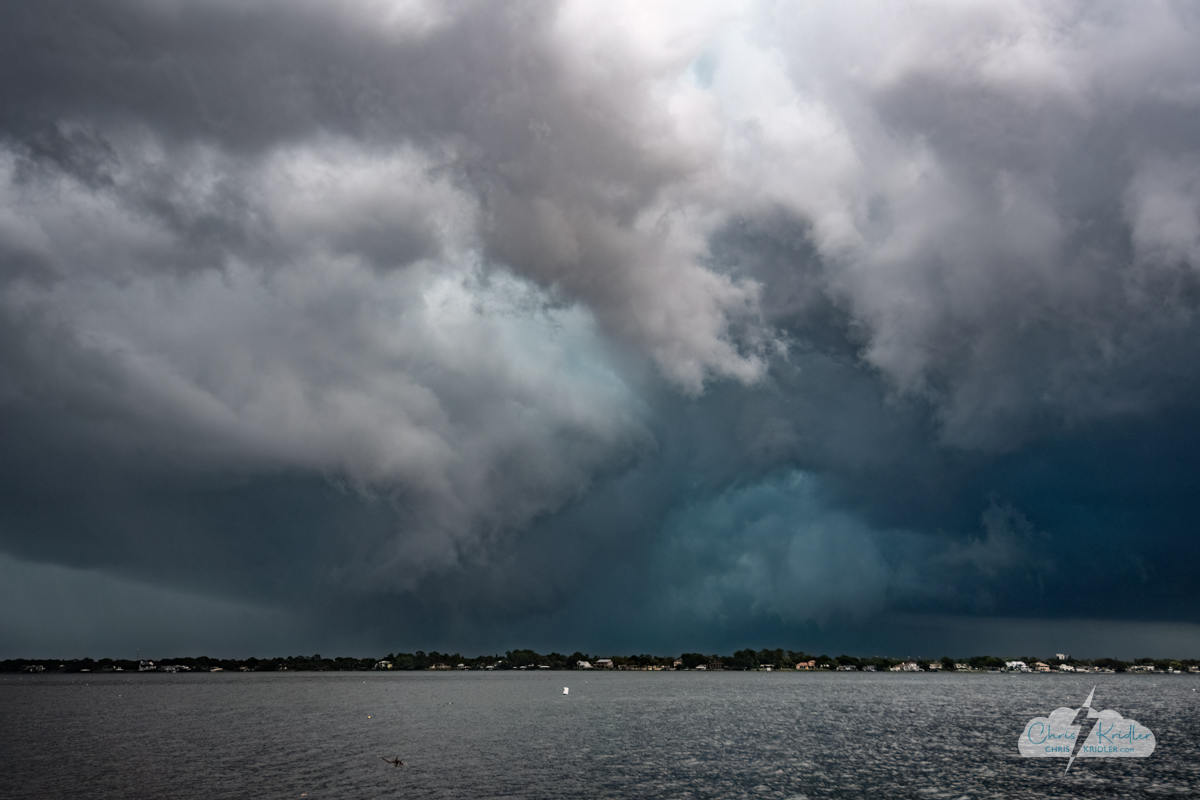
[1065,686,1099,773]
[1019,685,1156,768]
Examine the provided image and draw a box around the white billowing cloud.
[462,0,774,392]
[425,0,1200,442]
[262,140,475,270]
[644,0,1200,446]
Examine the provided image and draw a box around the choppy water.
[2,671,1197,798]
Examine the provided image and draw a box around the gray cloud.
[651,474,1053,627]
[3,0,1200,656]
[686,0,1200,448]
[0,552,298,658]
[1,0,773,388]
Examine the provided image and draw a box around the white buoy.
[563,686,569,695]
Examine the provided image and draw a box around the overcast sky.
[4,0,1200,660]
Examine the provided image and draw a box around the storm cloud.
[4,0,1200,658]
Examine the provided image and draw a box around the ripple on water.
[1,672,1198,798]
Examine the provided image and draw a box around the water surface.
[2,671,1197,798]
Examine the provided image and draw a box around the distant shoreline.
[5,649,1199,675]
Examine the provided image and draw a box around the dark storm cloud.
[3,0,1200,657]
[701,0,1200,448]
[1,0,770,384]
[0,552,298,658]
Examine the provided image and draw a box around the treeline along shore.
[5,648,1200,674]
